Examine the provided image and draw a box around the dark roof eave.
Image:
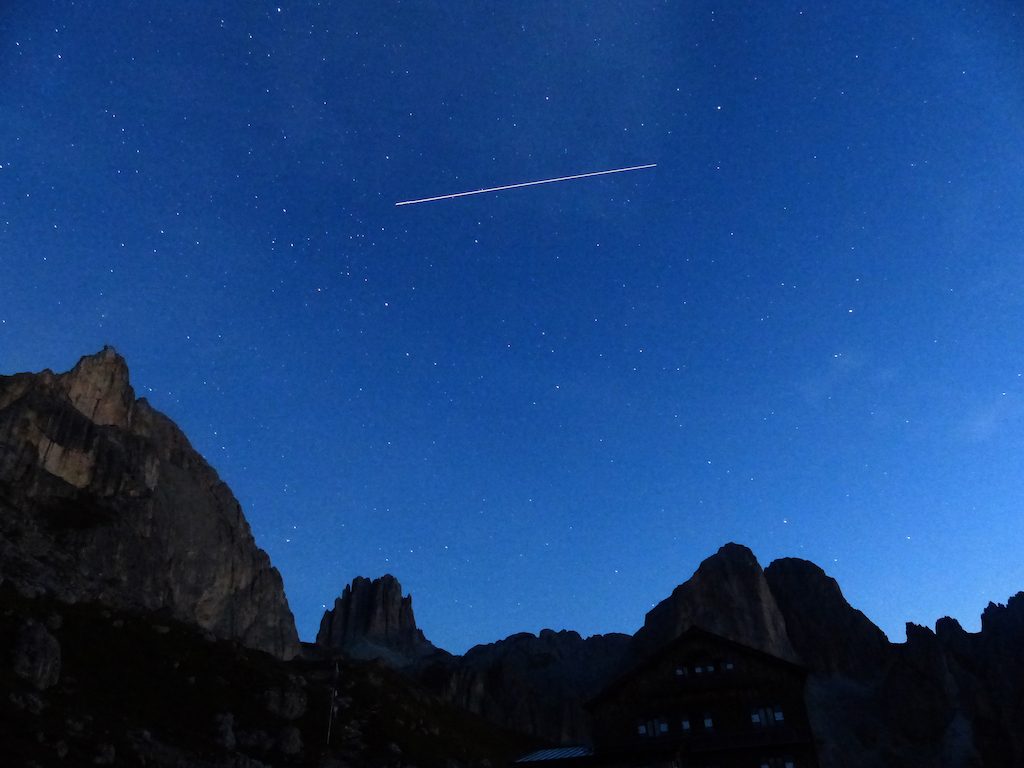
[586,626,807,709]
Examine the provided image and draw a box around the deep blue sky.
[2,1,1023,653]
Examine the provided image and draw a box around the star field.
[2,1,1024,653]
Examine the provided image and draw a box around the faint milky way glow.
[395,163,657,206]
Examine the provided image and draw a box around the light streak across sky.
[395,163,657,206]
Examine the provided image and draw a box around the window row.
[673,659,735,677]
[635,705,784,738]
[636,714,715,737]
[751,706,785,726]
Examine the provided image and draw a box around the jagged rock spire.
[316,574,437,666]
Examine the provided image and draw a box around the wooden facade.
[586,628,819,768]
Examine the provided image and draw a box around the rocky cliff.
[0,348,299,659]
[878,595,1024,767]
[762,557,1024,767]
[632,543,797,662]
[420,628,632,745]
[315,573,631,744]
[764,557,890,679]
[316,575,438,666]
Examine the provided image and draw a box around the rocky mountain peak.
[539,628,583,643]
[632,543,797,662]
[0,349,300,659]
[58,346,135,428]
[716,541,761,565]
[935,616,967,640]
[764,556,890,678]
[316,574,437,666]
[980,591,1024,636]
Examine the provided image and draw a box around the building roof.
[515,746,593,763]
[587,626,806,708]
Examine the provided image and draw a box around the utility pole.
[326,661,339,747]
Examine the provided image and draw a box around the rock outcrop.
[764,557,890,679]
[0,348,299,659]
[11,618,62,691]
[762,558,1024,767]
[926,593,1024,767]
[632,543,797,662]
[316,575,437,666]
[314,576,631,744]
[420,629,632,745]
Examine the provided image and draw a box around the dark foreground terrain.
[0,583,531,768]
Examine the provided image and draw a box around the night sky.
[3,1,1024,654]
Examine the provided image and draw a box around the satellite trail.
[395,163,657,206]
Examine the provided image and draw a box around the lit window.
[675,667,685,676]
[695,666,703,674]
[707,664,715,672]
[658,721,669,734]
[751,712,762,724]
[637,724,647,735]
[774,709,785,722]
[785,761,795,768]
[724,661,734,670]
[681,719,691,732]
[703,715,713,729]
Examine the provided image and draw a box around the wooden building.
[586,627,819,768]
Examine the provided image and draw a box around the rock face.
[762,558,897,767]
[421,629,632,745]
[922,593,1024,767]
[764,557,890,679]
[763,559,1024,767]
[314,575,631,744]
[0,348,299,659]
[316,575,437,666]
[632,543,797,662]
[12,619,61,691]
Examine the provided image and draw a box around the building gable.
[588,628,818,767]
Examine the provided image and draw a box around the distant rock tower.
[316,575,438,666]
